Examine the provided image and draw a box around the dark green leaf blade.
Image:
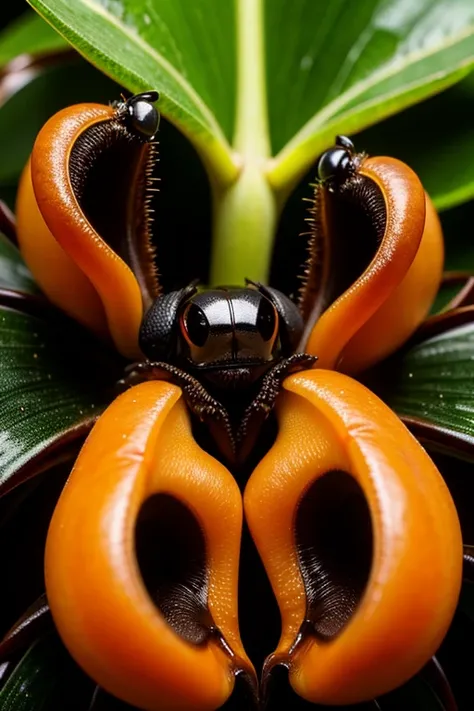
[0,634,93,711]
[0,595,51,663]
[358,71,474,211]
[0,305,118,493]
[0,11,67,69]
[267,0,474,189]
[27,0,237,181]
[0,637,61,710]
[379,323,474,460]
[0,235,38,294]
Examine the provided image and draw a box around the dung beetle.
[136,280,316,464]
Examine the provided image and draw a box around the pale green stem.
[210,0,276,286]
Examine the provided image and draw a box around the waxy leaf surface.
[27,0,237,181]
[0,305,116,493]
[265,0,474,189]
[381,323,474,461]
[0,634,91,710]
[27,0,474,199]
[359,71,474,211]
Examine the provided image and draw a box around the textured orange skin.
[16,104,143,359]
[16,158,108,336]
[245,370,462,706]
[305,158,444,373]
[45,381,253,711]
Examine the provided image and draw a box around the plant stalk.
[210,0,276,286]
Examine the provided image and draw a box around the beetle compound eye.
[182,303,210,347]
[317,146,353,188]
[257,297,278,342]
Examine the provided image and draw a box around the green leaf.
[0,11,67,69]
[0,305,117,494]
[0,637,61,710]
[0,595,51,663]
[266,0,474,191]
[358,71,474,211]
[0,234,38,294]
[0,58,118,187]
[380,323,474,460]
[0,634,92,710]
[27,0,238,185]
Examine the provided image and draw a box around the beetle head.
[139,283,304,379]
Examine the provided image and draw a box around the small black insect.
[126,134,361,465]
[317,135,357,192]
[114,91,160,140]
[133,281,316,465]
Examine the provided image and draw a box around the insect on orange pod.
[12,90,462,710]
[299,136,444,373]
[16,92,161,359]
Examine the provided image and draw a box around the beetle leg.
[237,353,317,463]
[119,361,236,464]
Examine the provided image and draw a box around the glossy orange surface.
[245,369,462,705]
[45,381,253,711]
[16,104,144,359]
[16,157,108,336]
[305,157,444,373]
[19,104,457,708]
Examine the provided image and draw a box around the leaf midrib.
[35,0,229,144]
[276,22,474,156]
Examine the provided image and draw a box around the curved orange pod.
[244,369,462,705]
[16,157,108,337]
[16,98,159,359]
[302,154,443,373]
[340,191,443,372]
[45,381,254,711]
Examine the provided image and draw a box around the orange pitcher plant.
[0,91,470,710]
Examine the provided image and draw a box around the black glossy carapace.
[140,282,305,390]
[317,135,356,191]
[137,283,315,463]
[115,91,160,140]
